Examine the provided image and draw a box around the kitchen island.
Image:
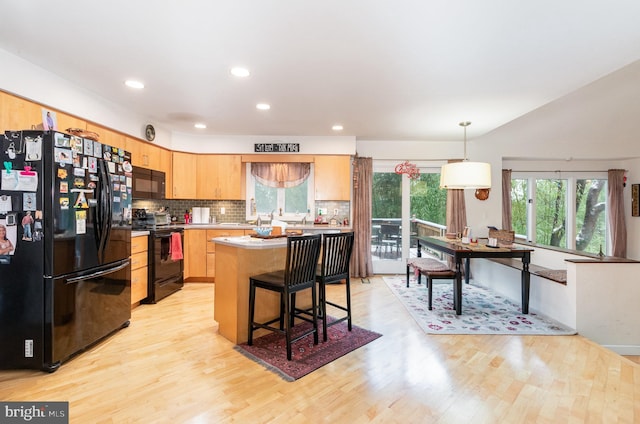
[213,236,313,344]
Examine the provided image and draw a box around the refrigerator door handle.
[65,260,130,284]
[96,159,113,262]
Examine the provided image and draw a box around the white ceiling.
[1,0,639,141]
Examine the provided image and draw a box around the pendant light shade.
[440,122,492,189]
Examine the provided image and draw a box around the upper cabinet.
[314,155,351,200]
[0,91,86,133]
[86,123,126,149]
[196,154,242,200]
[172,152,197,199]
[126,137,171,171]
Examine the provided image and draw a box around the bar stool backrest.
[285,234,322,291]
[319,232,355,284]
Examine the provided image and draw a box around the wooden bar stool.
[248,234,322,360]
[315,232,355,341]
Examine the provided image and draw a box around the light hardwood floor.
[1,277,639,423]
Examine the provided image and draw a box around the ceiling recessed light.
[194,123,207,129]
[256,103,271,110]
[124,80,144,89]
[332,124,344,131]
[230,67,250,77]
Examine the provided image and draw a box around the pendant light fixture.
[439,121,492,189]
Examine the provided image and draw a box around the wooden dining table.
[417,236,534,315]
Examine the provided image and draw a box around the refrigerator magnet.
[88,157,97,173]
[59,181,69,193]
[70,136,83,153]
[23,193,36,211]
[0,195,12,213]
[21,211,34,241]
[92,141,102,158]
[57,168,68,179]
[83,139,93,156]
[59,198,69,210]
[75,211,86,235]
[5,213,16,226]
[73,167,86,177]
[54,148,72,164]
[0,217,16,262]
[25,135,43,161]
[73,192,88,209]
[54,133,70,148]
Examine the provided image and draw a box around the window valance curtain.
[251,163,310,188]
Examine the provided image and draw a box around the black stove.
[133,209,184,303]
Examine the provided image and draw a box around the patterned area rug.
[384,276,576,335]
[234,317,382,381]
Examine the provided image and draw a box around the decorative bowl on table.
[445,232,457,239]
[254,226,273,237]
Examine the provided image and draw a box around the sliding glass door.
[372,161,446,274]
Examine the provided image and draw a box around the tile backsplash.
[132,199,350,224]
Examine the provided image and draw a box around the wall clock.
[145,124,156,142]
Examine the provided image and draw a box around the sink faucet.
[270,210,275,221]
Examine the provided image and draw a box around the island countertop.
[212,235,289,249]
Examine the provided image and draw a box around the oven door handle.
[154,232,182,239]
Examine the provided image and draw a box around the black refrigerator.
[0,130,133,372]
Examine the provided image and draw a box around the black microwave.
[132,166,166,199]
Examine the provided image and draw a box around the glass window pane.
[284,179,308,213]
[372,172,402,261]
[535,179,567,247]
[575,179,607,254]
[255,183,277,214]
[511,178,528,238]
[409,173,446,225]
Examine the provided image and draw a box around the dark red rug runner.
[234,318,382,381]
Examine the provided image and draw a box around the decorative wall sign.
[394,160,420,179]
[254,143,300,153]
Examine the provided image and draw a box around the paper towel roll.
[201,207,210,223]
[192,207,203,224]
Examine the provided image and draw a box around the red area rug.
[234,318,382,381]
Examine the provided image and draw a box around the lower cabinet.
[185,229,245,281]
[130,235,149,307]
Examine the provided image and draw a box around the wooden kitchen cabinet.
[184,229,245,281]
[0,91,86,133]
[172,152,197,199]
[314,155,351,200]
[126,136,161,170]
[196,155,242,200]
[130,234,149,307]
[184,229,208,280]
[205,229,245,279]
[86,123,126,149]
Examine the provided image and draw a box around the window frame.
[245,162,315,221]
[511,171,608,253]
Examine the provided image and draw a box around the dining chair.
[315,231,355,341]
[247,234,322,360]
[380,223,401,258]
